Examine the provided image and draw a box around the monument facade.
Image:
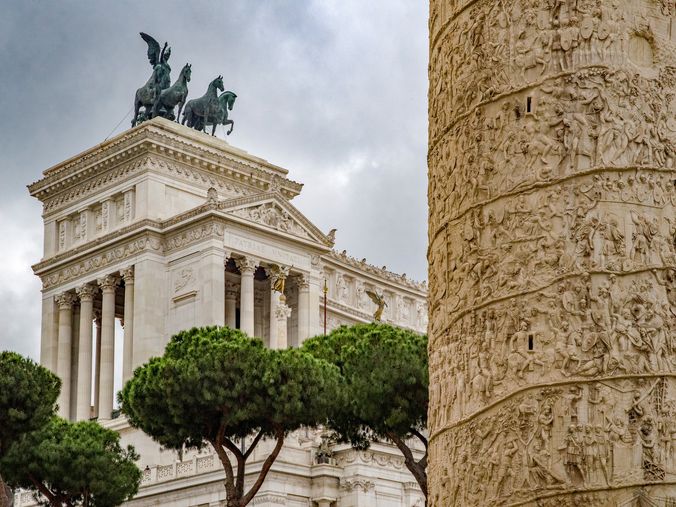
[428,0,676,505]
[19,117,427,507]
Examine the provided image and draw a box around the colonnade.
[230,255,311,349]
[52,267,134,421]
[48,255,314,423]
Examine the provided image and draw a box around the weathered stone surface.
[428,0,676,505]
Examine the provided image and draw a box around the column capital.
[293,273,310,290]
[235,257,258,275]
[225,289,238,300]
[55,292,77,309]
[121,266,135,284]
[275,302,292,320]
[76,284,98,302]
[97,274,119,292]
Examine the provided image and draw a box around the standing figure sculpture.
[153,63,192,122]
[181,76,228,136]
[132,32,172,126]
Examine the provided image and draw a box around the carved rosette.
[428,0,676,505]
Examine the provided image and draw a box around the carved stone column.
[97,275,118,420]
[236,258,257,336]
[121,267,135,384]
[93,310,101,418]
[296,275,310,344]
[75,284,97,421]
[55,292,76,419]
[428,1,676,505]
[225,286,238,329]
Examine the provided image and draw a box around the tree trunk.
[386,432,428,500]
[0,473,12,507]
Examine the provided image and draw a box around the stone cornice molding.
[323,251,427,294]
[29,118,303,210]
[37,233,162,290]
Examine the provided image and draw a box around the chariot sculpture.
[131,32,236,136]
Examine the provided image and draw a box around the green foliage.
[121,326,340,447]
[302,323,428,443]
[302,324,429,497]
[0,417,141,506]
[0,351,60,456]
[120,326,341,506]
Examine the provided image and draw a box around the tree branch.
[27,473,57,505]
[411,428,428,449]
[241,428,285,506]
[243,430,265,460]
[386,432,428,499]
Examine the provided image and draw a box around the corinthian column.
[55,292,76,419]
[225,285,238,329]
[97,275,118,420]
[121,267,134,384]
[296,275,310,344]
[428,1,676,505]
[75,284,97,421]
[235,258,257,336]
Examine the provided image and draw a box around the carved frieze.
[428,0,676,505]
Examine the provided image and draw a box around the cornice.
[28,118,303,208]
[324,250,427,294]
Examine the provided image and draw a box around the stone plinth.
[428,0,676,505]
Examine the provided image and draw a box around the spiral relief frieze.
[428,0,676,505]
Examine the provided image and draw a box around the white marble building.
[18,117,427,507]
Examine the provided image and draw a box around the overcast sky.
[0,1,429,362]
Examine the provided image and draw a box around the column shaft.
[93,314,101,417]
[236,258,257,336]
[97,275,117,420]
[55,293,76,419]
[225,290,237,329]
[75,285,97,421]
[122,268,135,384]
[297,276,310,344]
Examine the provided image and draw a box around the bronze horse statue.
[153,63,192,121]
[200,91,237,135]
[181,76,225,135]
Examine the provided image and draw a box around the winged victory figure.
[365,290,387,322]
[132,32,172,126]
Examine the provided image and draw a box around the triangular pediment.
[217,191,333,247]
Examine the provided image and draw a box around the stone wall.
[428,0,676,505]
